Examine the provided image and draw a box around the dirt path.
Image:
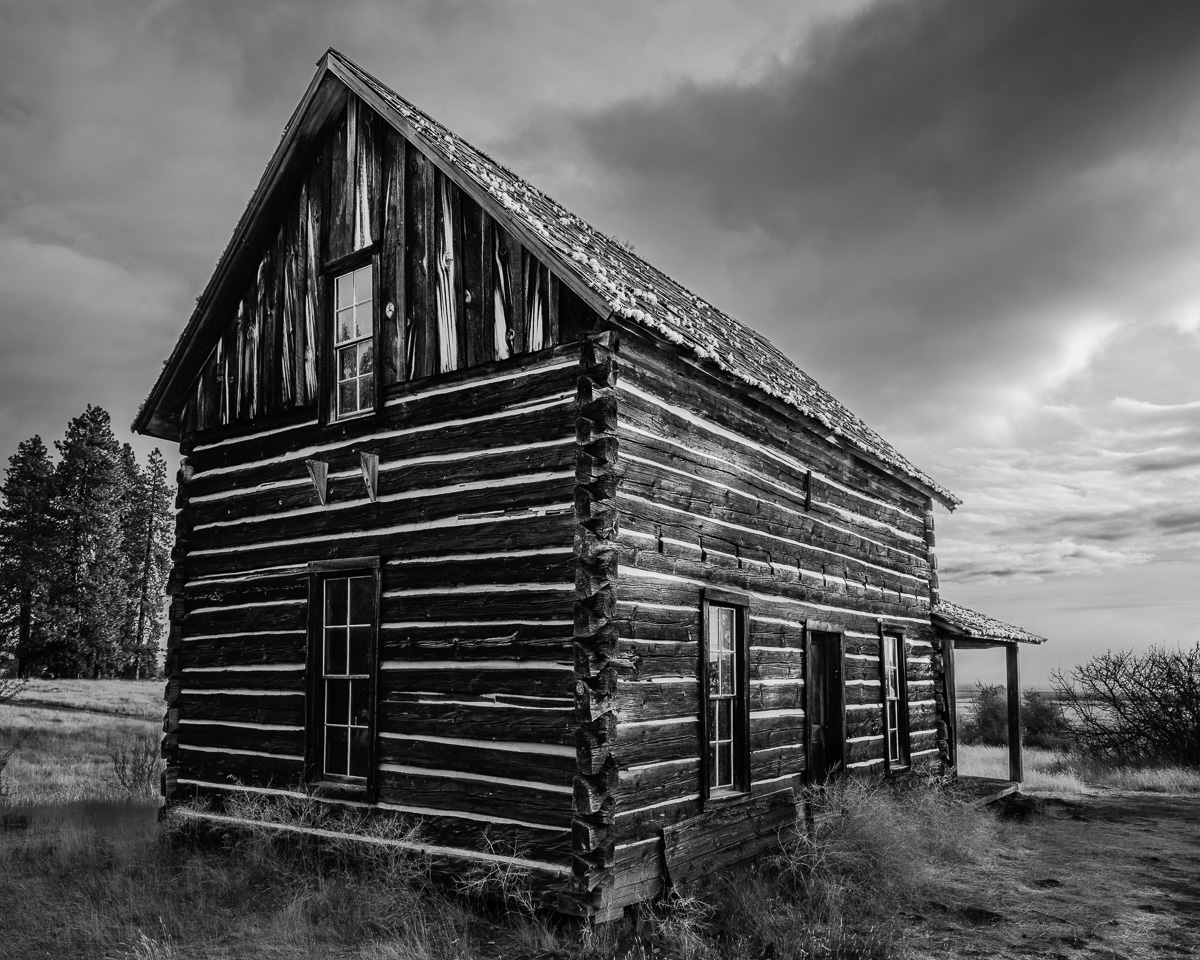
[910,790,1200,958]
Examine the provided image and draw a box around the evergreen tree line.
[0,405,173,679]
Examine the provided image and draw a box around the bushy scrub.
[959,683,1073,750]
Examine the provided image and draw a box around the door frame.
[805,620,846,784]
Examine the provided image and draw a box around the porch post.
[1006,643,1023,783]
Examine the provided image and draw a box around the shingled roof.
[136,49,958,508]
[932,600,1047,645]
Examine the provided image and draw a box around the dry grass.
[13,677,162,719]
[1,701,161,804]
[958,743,1200,794]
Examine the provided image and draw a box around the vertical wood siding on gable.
[184,98,593,437]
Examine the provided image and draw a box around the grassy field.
[958,743,1200,794]
[3,680,1200,959]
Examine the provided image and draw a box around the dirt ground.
[909,790,1200,959]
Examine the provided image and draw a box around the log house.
[134,50,1045,919]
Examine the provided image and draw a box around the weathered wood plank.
[662,788,797,892]
[381,125,407,386]
[376,771,572,827]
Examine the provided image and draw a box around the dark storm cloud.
[569,0,1200,243]
[502,0,1200,441]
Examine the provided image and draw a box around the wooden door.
[806,628,845,782]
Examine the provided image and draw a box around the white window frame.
[332,263,375,420]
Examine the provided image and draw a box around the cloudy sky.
[2,0,1198,684]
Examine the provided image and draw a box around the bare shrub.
[1052,642,1200,768]
[453,832,537,918]
[107,733,164,799]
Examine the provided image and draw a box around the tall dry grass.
[0,798,479,960]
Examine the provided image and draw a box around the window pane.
[349,727,370,778]
[336,307,355,344]
[324,579,347,628]
[338,382,357,416]
[336,274,353,310]
[326,678,350,725]
[358,342,374,375]
[350,678,371,726]
[358,374,374,411]
[708,648,721,696]
[356,300,373,339]
[717,700,730,740]
[354,265,373,304]
[349,577,374,625]
[324,628,347,676]
[719,607,734,651]
[347,627,372,675]
[708,743,717,789]
[339,345,357,381]
[325,727,348,777]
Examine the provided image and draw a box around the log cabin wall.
[171,345,583,877]
[604,331,943,911]
[164,94,607,896]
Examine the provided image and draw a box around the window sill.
[704,788,751,810]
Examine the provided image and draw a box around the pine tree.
[48,406,126,677]
[129,449,173,679]
[0,436,57,676]
[116,443,148,677]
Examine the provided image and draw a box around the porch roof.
[931,599,1047,645]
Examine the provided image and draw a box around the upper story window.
[882,631,909,771]
[702,595,750,798]
[334,264,374,419]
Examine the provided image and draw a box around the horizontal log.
[619,528,926,619]
[185,603,305,636]
[185,575,307,609]
[376,736,576,783]
[178,747,303,786]
[177,723,304,755]
[619,421,927,556]
[616,795,703,842]
[750,745,805,782]
[179,668,305,692]
[616,340,928,517]
[189,475,577,554]
[378,699,574,744]
[618,559,927,633]
[180,633,306,669]
[381,630,572,662]
[619,459,927,585]
[177,692,304,726]
[381,588,573,624]
[187,352,579,475]
[184,512,575,580]
[662,788,797,892]
[379,665,572,699]
[614,758,701,809]
[377,770,573,827]
[195,443,576,527]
